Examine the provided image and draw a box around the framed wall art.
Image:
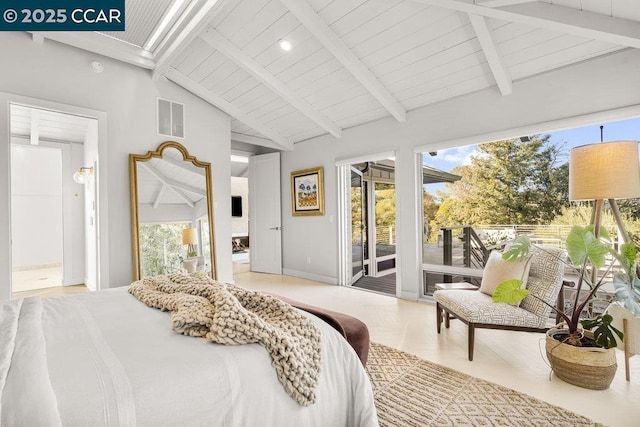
[290,166,324,216]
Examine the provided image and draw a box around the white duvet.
[0,288,378,427]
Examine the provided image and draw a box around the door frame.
[336,151,396,287]
[0,93,108,300]
[350,166,364,284]
[369,179,397,278]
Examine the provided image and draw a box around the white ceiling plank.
[139,162,196,207]
[352,5,455,61]
[315,0,369,27]
[468,14,512,95]
[215,0,274,43]
[364,13,471,75]
[153,0,231,80]
[165,178,206,197]
[411,0,640,49]
[479,0,538,7]
[174,38,216,76]
[153,185,167,209]
[279,0,407,122]
[508,39,620,80]
[200,27,343,137]
[166,67,293,150]
[159,156,206,176]
[32,32,155,69]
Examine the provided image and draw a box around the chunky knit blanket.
[129,271,322,406]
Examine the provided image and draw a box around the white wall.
[0,32,232,300]
[10,144,63,268]
[138,204,195,223]
[231,177,249,235]
[280,48,640,299]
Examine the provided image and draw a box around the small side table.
[435,282,479,328]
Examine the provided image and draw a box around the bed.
[0,285,378,426]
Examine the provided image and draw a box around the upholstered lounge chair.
[434,246,566,361]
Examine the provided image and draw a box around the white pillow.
[479,250,532,297]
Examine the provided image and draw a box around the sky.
[423,116,640,195]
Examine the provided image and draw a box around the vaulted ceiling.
[34,0,640,151]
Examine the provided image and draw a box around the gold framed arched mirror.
[129,141,216,280]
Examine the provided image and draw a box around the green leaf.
[566,225,608,269]
[621,242,637,267]
[501,236,531,262]
[581,314,623,349]
[493,279,530,304]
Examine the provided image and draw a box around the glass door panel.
[350,168,364,283]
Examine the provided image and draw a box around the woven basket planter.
[546,326,617,390]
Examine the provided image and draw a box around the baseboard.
[399,290,419,301]
[12,262,63,272]
[62,277,85,286]
[282,269,338,285]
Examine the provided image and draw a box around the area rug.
[366,342,602,426]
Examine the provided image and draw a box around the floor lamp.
[569,140,640,242]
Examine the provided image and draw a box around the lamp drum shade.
[569,140,640,201]
[182,227,198,245]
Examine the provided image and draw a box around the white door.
[249,152,282,274]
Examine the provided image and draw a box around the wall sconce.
[73,166,94,184]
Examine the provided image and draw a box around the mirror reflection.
[130,141,216,280]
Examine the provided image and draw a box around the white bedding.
[0,288,378,427]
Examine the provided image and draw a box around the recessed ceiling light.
[278,39,292,52]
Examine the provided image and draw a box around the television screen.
[231,196,242,217]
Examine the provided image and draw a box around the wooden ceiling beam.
[411,0,640,49]
[231,132,282,149]
[279,0,406,123]
[478,0,537,8]
[152,185,167,209]
[166,67,293,151]
[468,13,512,96]
[31,32,155,69]
[158,155,206,176]
[139,162,195,208]
[200,27,342,138]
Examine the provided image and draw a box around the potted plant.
[607,241,640,380]
[494,225,625,390]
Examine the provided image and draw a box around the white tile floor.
[12,265,63,293]
[234,271,640,427]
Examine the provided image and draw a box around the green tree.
[139,222,189,277]
[433,135,569,227]
[422,190,439,239]
[375,184,396,228]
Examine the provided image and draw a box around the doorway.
[230,150,253,278]
[9,104,97,298]
[231,176,250,276]
[339,157,398,296]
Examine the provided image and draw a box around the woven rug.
[366,342,602,426]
